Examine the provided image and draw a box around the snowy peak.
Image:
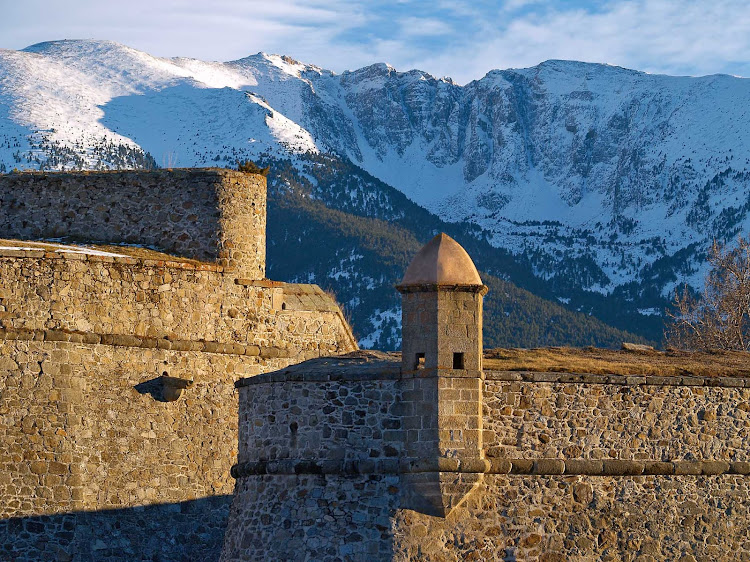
[261,53,331,79]
[2,39,750,308]
[21,39,191,92]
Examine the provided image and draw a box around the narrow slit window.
[453,352,465,369]
[415,353,426,370]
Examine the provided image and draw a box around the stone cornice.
[395,283,489,295]
[0,328,293,358]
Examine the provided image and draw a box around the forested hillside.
[263,155,651,349]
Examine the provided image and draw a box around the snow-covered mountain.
[2,39,748,342]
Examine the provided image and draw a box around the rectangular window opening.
[453,352,465,369]
[415,353,426,370]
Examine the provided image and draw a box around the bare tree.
[665,237,750,350]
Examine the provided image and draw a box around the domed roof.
[399,233,483,286]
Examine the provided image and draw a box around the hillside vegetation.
[264,157,651,349]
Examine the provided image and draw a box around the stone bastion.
[0,169,358,561]
[222,234,750,562]
[0,168,266,279]
[2,168,750,562]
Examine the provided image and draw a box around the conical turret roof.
[399,233,483,286]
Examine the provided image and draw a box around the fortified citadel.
[1,168,750,561]
[0,169,357,560]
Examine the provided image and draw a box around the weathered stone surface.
[534,458,565,475]
[0,169,358,561]
[0,169,267,278]
[221,472,750,561]
[398,233,483,286]
[483,379,750,461]
[0,253,355,354]
[4,170,750,561]
[223,350,750,561]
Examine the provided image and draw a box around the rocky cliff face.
[1,40,748,343]
[293,59,748,294]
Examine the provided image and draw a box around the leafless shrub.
[237,160,270,177]
[665,237,750,350]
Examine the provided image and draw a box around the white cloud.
[2,0,750,83]
[385,0,750,83]
[397,17,454,37]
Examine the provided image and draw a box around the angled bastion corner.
[0,167,360,560]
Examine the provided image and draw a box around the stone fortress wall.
[0,169,358,561]
[0,169,266,278]
[222,234,750,562]
[222,356,750,562]
[3,168,750,561]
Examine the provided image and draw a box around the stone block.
[489,458,512,474]
[642,461,674,475]
[602,460,644,476]
[534,459,565,475]
[510,459,534,474]
[674,461,703,475]
[701,461,730,475]
[564,459,604,475]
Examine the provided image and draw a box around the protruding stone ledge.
[400,457,491,474]
[231,459,402,478]
[0,246,226,272]
[399,367,485,380]
[395,283,489,295]
[486,370,750,388]
[234,278,284,288]
[0,328,290,358]
[230,458,750,478]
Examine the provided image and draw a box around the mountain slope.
[2,39,747,343]
[266,174,650,350]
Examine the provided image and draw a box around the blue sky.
[3,0,750,84]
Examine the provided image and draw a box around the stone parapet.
[0,168,266,278]
[222,352,750,560]
[0,252,355,353]
[487,369,750,387]
[0,245,225,270]
[483,377,750,461]
[0,327,302,359]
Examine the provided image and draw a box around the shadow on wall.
[134,376,168,402]
[0,495,232,562]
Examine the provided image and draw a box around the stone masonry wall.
[222,355,750,561]
[0,338,249,561]
[0,250,357,561]
[483,371,750,462]
[400,291,439,371]
[236,378,403,469]
[223,472,750,561]
[0,169,266,278]
[399,288,484,373]
[0,250,356,355]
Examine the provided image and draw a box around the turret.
[396,233,489,515]
[396,233,487,376]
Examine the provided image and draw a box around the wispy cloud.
[397,17,454,37]
[3,0,750,83]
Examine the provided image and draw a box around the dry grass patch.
[484,346,750,377]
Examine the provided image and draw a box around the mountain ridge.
[1,39,745,345]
